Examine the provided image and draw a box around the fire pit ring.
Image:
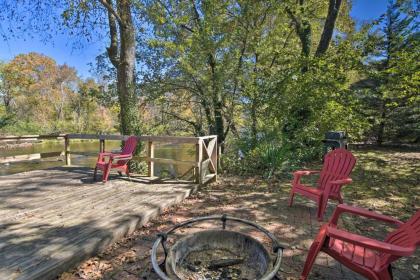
[151,215,284,280]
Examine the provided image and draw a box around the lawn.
[60,147,419,280]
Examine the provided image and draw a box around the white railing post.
[195,139,203,184]
[212,136,218,180]
[99,138,105,153]
[64,135,71,166]
[147,141,154,177]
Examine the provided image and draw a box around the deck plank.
[0,167,197,280]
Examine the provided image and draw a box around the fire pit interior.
[166,229,270,280]
[151,215,283,280]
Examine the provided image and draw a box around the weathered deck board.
[0,167,198,280]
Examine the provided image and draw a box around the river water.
[0,140,195,177]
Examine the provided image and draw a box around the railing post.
[64,135,71,166]
[99,139,105,153]
[147,141,154,177]
[195,139,203,184]
[212,136,218,180]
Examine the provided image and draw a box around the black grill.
[322,131,348,155]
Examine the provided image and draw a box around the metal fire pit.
[151,215,284,280]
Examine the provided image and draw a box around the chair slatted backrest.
[121,136,138,155]
[317,149,356,196]
[380,210,420,267]
[116,136,138,165]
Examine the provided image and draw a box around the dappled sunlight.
[0,166,197,279]
[60,148,419,279]
[1,149,418,279]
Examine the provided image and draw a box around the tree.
[73,78,116,133]
[285,0,349,58]
[143,0,356,154]
[97,0,140,135]
[0,52,117,134]
[316,0,343,56]
[2,53,67,127]
[145,0,242,149]
[0,0,142,135]
[353,0,419,144]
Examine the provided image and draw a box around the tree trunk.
[250,98,258,145]
[208,53,225,150]
[315,0,343,56]
[250,52,259,145]
[286,8,311,57]
[285,2,311,71]
[103,0,140,136]
[377,102,386,146]
[299,21,312,57]
[117,0,139,135]
[2,81,13,114]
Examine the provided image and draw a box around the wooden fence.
[0,134,218,184]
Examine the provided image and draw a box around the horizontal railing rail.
[0,134,67,141]
[0,133,218,184]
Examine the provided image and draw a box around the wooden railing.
[0,134,67,163]
[0,133,218,184]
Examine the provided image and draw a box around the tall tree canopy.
[0,0,142,135]
[0,0,418,174]
[0,52,116,134]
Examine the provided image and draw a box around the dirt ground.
[59,148,420,280]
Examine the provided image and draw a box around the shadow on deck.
[0,167,198,280]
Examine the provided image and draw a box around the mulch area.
[59,149,419,280]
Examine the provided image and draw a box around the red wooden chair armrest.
[99,152,113,155]
[97,152,115,161]
[323,178,353,196]
[329,204,404,227]
[327,227,414,256]
[293,170,320,185]
[110,154,132,160]
[329,178,353,185]
[293,170,320,176]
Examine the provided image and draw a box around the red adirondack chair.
[93,136,138,183]
[301,204,420,280]
[289,148,356,220]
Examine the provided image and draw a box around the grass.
[348,147,419,219]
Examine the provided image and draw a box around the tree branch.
[180,24,194,33]
[98,0,123,26]
[105,0,119,67]
[285,6,311,57]
[163,110,204,135]
[163,110,196,126]
[190,0,202,29]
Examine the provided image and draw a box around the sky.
[0,0,389,78]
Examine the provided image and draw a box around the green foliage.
[224,128,300,178]
[352,0,420,144]
[139,0,418,176]
[0,1,418,178]
[0,53,118,135]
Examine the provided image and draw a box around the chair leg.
[317,194,330,221]
[300,225,328,280]
[374,267,393,280]
[125,166,131,181]
[289,189,295,207]
[103,164,111,183]
[93,166,98,181]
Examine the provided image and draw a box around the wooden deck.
[0,167,198,280]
